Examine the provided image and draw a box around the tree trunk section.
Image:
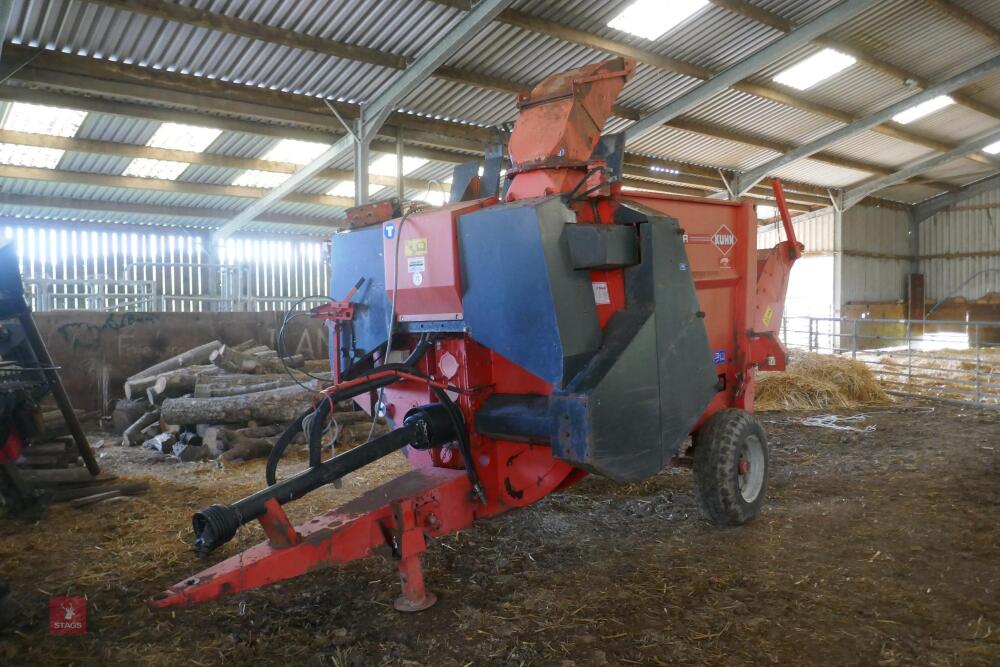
[123,410,160,447]
[127,341,223,382]
[146,366,221,404]
[192,377,296,398]
[161,383,316,425]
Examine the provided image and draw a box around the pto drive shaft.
[192,403,457,554]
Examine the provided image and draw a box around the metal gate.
[781,315,1000,409]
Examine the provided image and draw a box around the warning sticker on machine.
[592,281,611,305]
[407,256,426,273]
[405,238,428,257]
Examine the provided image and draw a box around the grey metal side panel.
[550,309,662,480]
[549,208,716,481]
[565,224,638,270]
[642,211,718,459]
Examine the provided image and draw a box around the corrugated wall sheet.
[920,185,1000,301]
[757,207,836,254]
[842,204,911,304]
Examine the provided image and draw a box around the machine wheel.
[692,409,768,526]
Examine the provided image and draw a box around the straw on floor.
[756,353,890,411]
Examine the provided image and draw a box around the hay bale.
[756,373,850,411]
[789,353,890,405]
[755,353,889,411]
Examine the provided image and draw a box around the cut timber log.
[69,482,149,508]
[220,424,284,440]
[274,354,305,370]
[210,345,257,373]
[41,409,96,439]
[146,366,221,404]
[196,373,291,387]
[303,359,331,373]
[112,399,151,432]
[126,365,218,401]
[19,468,110,485]
[219,436,274,463]
[193,379,294,398]
[23,441,72,457]
[123,375,158,401]
[231,340,257,352]
[123,410,160,447]
[127,341,223,383]
[42,408,84,425]
[211,345,304,374]
[51,480,149,503]
[17,454,62,467]
[161,383,316,425]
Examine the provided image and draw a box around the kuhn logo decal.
[712,225,736,256]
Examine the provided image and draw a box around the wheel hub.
[737,435,765,502]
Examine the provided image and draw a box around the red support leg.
[394,553,436,612]
[257,497,300,549]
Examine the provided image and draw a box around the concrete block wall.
[33,311,329,412]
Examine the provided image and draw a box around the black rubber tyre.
[692,409,769,526]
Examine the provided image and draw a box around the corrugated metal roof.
[904,103,1000,144]
[824,131,936,169]
[0,0,996,236]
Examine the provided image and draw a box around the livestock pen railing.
[780,316,1000,409]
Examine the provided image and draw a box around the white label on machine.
[407,256,426,273]
[592,281,611,305]
[412,271,423,286]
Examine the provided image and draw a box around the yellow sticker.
[762,305,774,327]
[405,238,428,257]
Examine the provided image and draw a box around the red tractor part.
[153,58,802,611]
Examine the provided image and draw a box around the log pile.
[113,340,362,466]
[11,410,150,511]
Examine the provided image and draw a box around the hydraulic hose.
[266,336,434,486]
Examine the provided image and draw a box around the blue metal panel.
[457,196,601,387]
[329,226,392,372]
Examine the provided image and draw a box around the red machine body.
[154,57,801,610]
[383,199,494,322]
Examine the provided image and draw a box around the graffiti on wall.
[55,313,160,351]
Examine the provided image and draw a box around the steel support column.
[908,210,920,275]
[396,126,405,201]
[354,119,371,207]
